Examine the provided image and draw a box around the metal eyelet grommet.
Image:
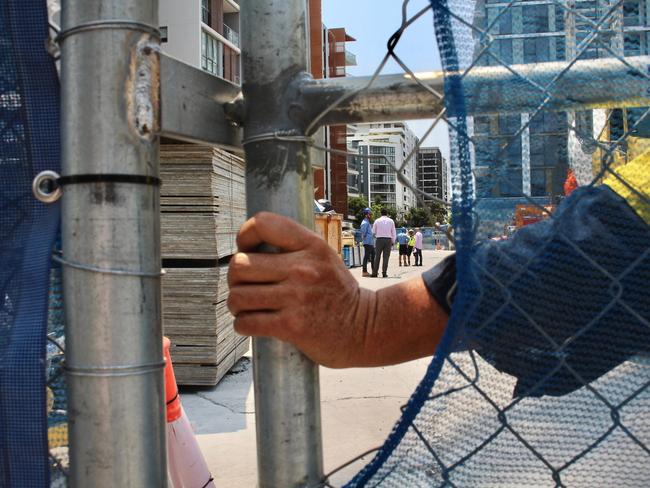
[32,170,62,203]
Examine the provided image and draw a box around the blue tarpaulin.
[0,0,61,485]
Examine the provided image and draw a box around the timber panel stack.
[160,144,249,385]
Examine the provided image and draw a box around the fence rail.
[163,55,650,153]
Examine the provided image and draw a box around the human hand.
[227,212,377,368]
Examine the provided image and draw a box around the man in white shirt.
[371,208,397,278]
[414,228,423,266]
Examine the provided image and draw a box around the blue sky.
[322,0,450,158]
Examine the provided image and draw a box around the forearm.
[229,212,450,370]
[349,276,449,367]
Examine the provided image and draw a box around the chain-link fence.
[2,0,649,485]
[300,0,649,486]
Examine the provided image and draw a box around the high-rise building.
[159,0,241,85]
[348,122,419,214]
[472,0,650,200]
[417,147,449,204]
[309,0,357,216]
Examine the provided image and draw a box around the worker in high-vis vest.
[227,152,648,397]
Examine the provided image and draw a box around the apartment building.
[416,147,449,204]
[472,0,650,200]
[348,122,419,214]
[159,0,240,85]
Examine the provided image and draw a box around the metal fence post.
[60,0,166,486]
[240,1,324,487]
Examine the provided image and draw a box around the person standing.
[397,229,410,267]
[407,230,416,266]
[360,208,375,277]
[414,228,423,266]
[371,208,396,278]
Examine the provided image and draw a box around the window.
[475,136,521,168]
[530,168,558,197]
[531,169,548,197]
[523,5,549,33]
[499,115,520,135]
[624,33,642,57]
[556,38,566,61]
[160,26,168,43]
[498,39,513,64]
[610,109,626,141]
[624,0,642,27]
[523,38,550,63]
[201,0,211,26]
[370,146,395,156]
[201,31,223,76]
[555,7,565,32]
[474,116,492,135]
[474,137,500,167]
[348,174,359,194]
[530,135,567,167]
[529,111,566,134]
[498,9,512,35]
[499,169,523,197]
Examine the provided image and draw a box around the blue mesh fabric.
[346,0,650,486]
[0,0,61,485]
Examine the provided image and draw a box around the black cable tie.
[57,174,162,187]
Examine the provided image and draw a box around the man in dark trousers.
[371,208,396,278]
[359,208,375,277]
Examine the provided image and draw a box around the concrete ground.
[181,249,454,487]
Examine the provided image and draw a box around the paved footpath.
[182,250,454,487]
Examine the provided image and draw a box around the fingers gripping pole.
[240,1,324,487]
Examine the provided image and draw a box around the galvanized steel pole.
[60,0,166,486]
[240,1,324,487]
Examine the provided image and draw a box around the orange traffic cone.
[164,337,216,488]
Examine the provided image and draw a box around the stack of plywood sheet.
[160,144,249,385]
[160,145,246,260]
[161,264,249,385]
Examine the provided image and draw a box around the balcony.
[345,50,357,66]
[370,174,395,183]
[223,23,239,47]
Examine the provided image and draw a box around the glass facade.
[474,0,650,200]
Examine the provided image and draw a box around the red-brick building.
[308,0,356,217]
